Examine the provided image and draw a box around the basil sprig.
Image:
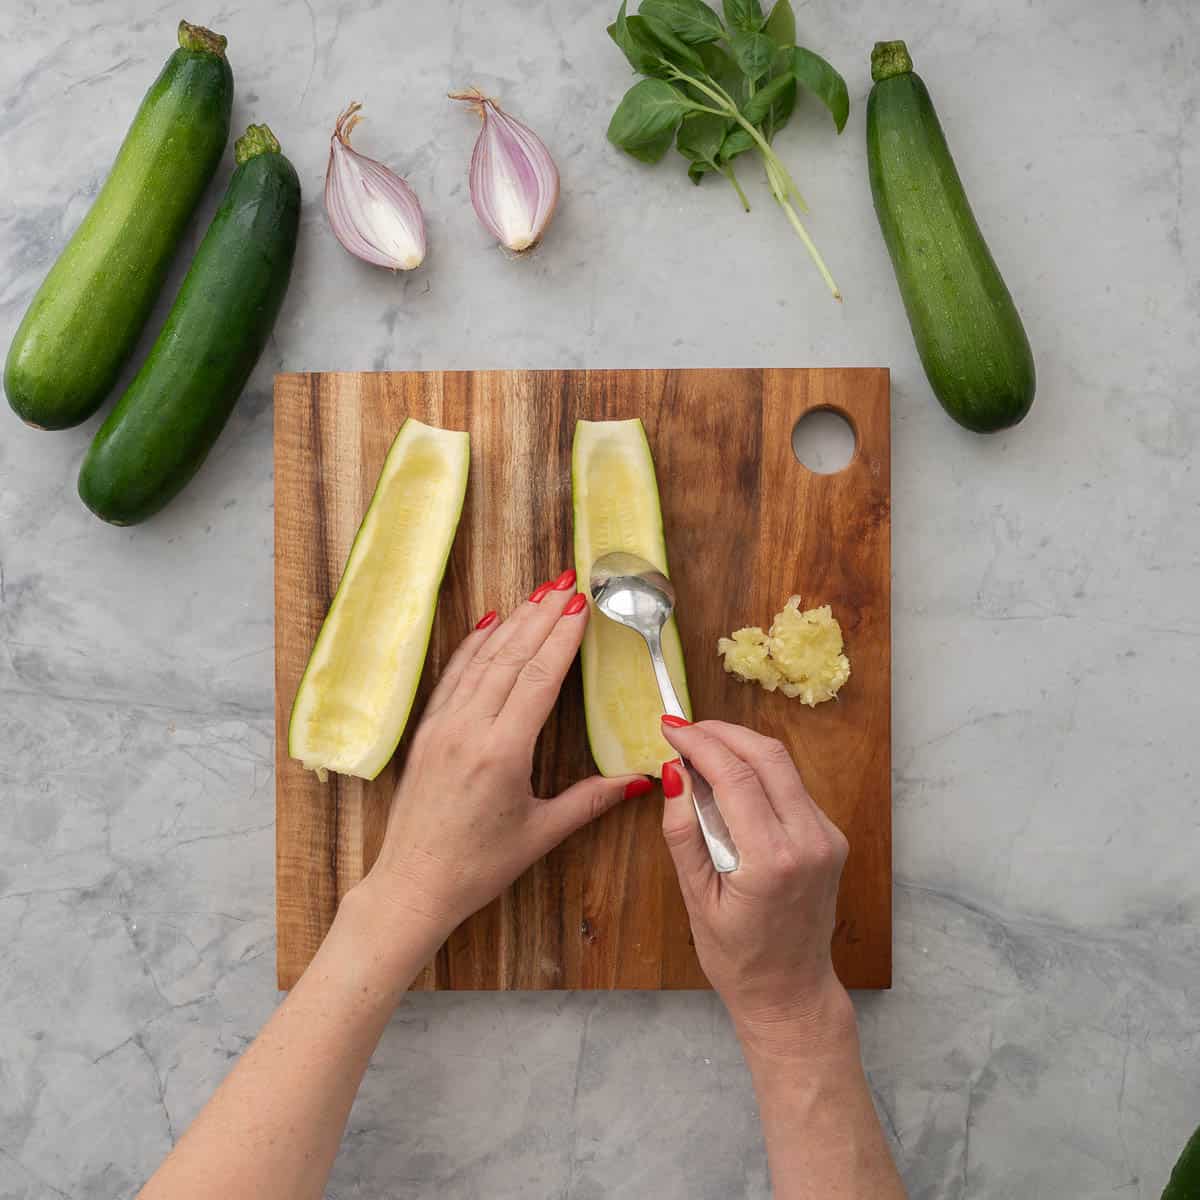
[606,0,849,299]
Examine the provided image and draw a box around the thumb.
[542,774,653,847]
[659,759,713,896]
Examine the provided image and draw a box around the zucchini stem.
[870,40,912,82]
[177,20,227,58]
[235,124,281,164]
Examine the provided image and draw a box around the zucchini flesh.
[289,419,470,781]
[573,419,691,778]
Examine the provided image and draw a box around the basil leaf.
[639,0,725,45]
[698,43,743,96]
[608,78,700,156]
[675,110,729,165]
[742,69,793,124]
[729,30,774,81]
[719,125,755,163]
[722,0,764,33]
[607,1,669,77]
[624,127,679,164]
[789,46,850,133]
[687,159,714,184]
[638,11,708,72]
[762,0,795,48]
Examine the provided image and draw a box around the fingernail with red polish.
[661,714,691,728]
[553,568,577,590]
[662,760,684,798]
[564,592,587,616]
[529,581,554,603]
[474,610,498,630]
[623,777,655,801]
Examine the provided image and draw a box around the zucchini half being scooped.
[289,418,471,780]
[573,418,691,777]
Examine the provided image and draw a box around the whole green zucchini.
[78,125,301,525]
[4,21,233,430]
[867,40,1035,432]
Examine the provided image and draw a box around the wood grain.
[274,369,891,990]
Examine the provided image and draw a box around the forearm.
[739,987,905,1200]
[139,881,443,1200]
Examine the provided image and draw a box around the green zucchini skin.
[78,126,300,525]
[1163,1126,1200,1200]
[4,22,233,430]
[867,41,1035,433]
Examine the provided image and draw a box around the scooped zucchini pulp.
[719,595,850,705]
[289,419,470,781]
[573,419,690,778]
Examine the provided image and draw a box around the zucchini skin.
[4,24,233,430]
[867,41,1035,432]
[78,127,300,525]
[1163,1126,1200,1200]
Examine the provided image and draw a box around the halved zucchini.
[289,418,470,780]
[573,418,691,777]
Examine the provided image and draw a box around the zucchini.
[573,418,691,777]
[289,419,472,781]
[4,21,233,430]
[1163,1125,1200,1200]
[78,125,300,525]
[867,40,1035,432]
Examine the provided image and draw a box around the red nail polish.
[623,777,655,801]
[563,592,587,616]
[662,760,684,798]
[529,581,554,603]
[553,568,577,590]
[661,714,691,728]
[474,610,498,630]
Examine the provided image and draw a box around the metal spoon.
[589,552,739,873]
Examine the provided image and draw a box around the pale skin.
[139,576,905,1199]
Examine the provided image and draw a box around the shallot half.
[324,102,426,271]
[449,88,559,253]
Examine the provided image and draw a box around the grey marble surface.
[2,1,1198,1196]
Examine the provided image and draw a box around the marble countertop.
[3,1,1198,1196]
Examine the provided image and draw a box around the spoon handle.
[681,758,739,873]
[648,633,740,874]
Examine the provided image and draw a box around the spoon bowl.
[589,552,676,634]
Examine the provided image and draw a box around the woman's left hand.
[357,569,652,940]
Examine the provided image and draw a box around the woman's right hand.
[658,719,854,1055]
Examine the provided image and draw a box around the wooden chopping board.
[274,369,890,990]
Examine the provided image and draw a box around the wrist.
[729,976,858,1066]
[328,876,450,995]
[360,847,473,939]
